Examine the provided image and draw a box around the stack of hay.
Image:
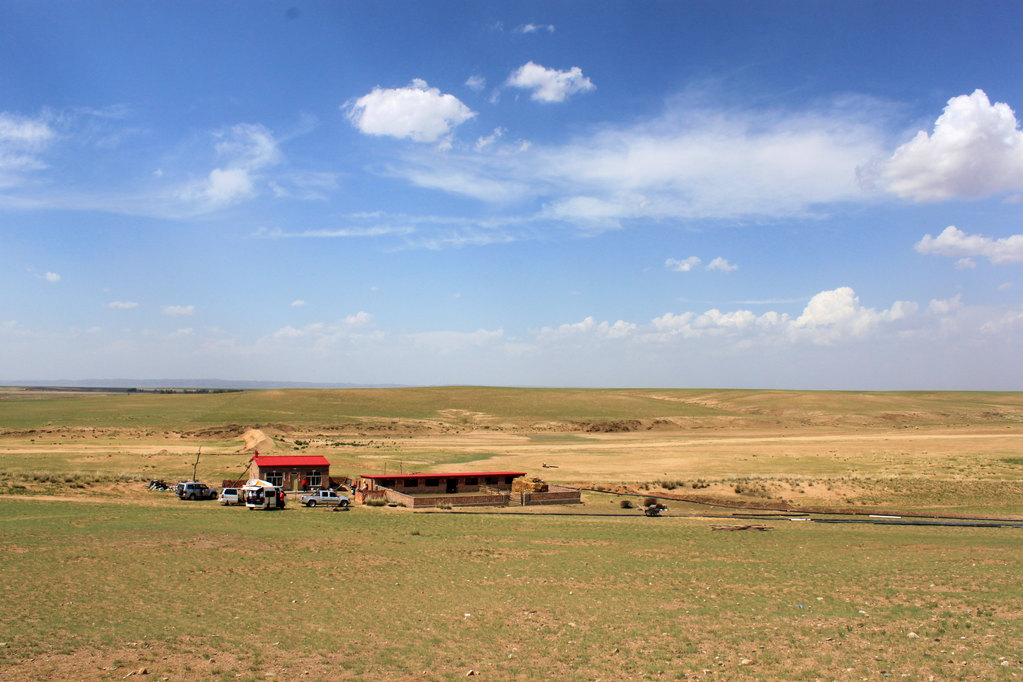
[512,476,549,493]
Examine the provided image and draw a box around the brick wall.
[522,486,581,505]
[381,488,508,508]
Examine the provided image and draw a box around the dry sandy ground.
[346,427,1023,482]
[4,421,1023,512]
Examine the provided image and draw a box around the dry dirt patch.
[238,428,275,453]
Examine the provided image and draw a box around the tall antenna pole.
[192,448,201,481]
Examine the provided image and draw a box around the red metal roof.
[252,455,330,468]
[360,471,526,480]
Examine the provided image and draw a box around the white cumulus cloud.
[792,287,917,343]
[666,256,701,272]
[346,79,476,144]
[916,225,1023,265]
[873,89,1023,201]
[44,272,61,283]
[506,62,595,103]
[105,301,138,310]
[162,305,194,316]
[706,257,738,272]
[534,316,636,340]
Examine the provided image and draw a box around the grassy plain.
[1,387,1023,679]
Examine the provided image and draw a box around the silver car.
[218,487,241,505]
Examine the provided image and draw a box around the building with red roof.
[358,471,580,508]
[248,454,331,492]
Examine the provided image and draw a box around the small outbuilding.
[247,455,331,492]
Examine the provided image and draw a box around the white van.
[241,479,287,510]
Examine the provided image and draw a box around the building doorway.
[446,478,457,494]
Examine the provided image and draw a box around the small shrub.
[364,498,387,507]
[619,499,633,509]
[642,497,658,507]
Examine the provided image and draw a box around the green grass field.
[2,387,1022,679]
[1,495,1022,680]
[3,387,1023,430]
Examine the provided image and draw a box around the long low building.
[358,471,581,508]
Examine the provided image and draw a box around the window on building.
[505,476,515,484]
[266,471,283,487]
[485,476,498,485]
[378,479,394,488]
[308,470,321,487]
[403,478,417,488]
[426,478,439,487]
[464,477,478,486]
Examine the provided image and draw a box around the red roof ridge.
[252,455,330,466]
[360,471,526,480]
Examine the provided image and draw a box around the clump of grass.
[732,478,771,497]
[364,498,387,507]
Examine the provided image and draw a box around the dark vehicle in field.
[175,481,217,500]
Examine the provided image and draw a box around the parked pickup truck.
[298,489,350,508]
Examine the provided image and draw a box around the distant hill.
[2,379,405,390]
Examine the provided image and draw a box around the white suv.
[218,488,241,505]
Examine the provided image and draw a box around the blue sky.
[2,1,1022,389]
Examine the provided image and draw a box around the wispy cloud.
[666,256,701,272]
[667,256,738,273]
[706,257,738,272]
[253,225,414,239]
[517,23,555,34]
[105,301,138,309]
[162,305,194,316]
[388,94,889,230]
[177,123,281,209]
[0,111,56,188]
